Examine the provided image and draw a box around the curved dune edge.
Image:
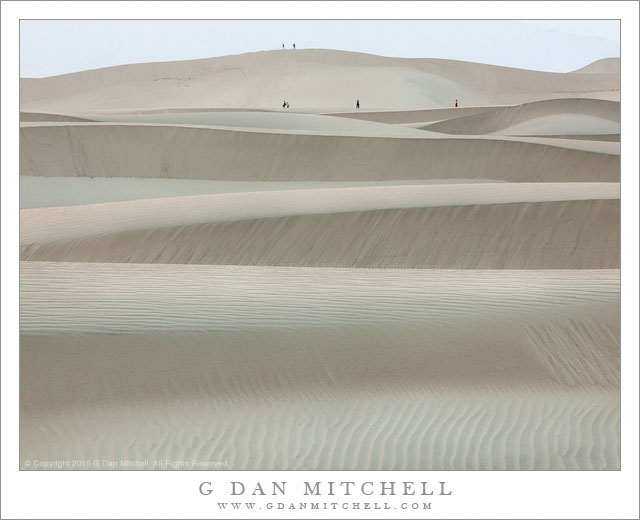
[19,177,511,210]
[20,264,620,470]
[77,110,436,137]
[423,98,620,135]
[20,121,619,155]
[571,58,620,74]
[19,111,94,123]
[524,133,620,142]
[19,123,620,182]
[491,114,620,137]
[21,200,620,268]
[323,105,506,124]
[19,183,620,245]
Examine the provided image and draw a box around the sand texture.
[19,50,620,470]
[423,98,620,136]
[20,122,619,182]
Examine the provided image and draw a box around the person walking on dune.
[356,99,360,109]
[293,43,296,50]
[455,99,458,107]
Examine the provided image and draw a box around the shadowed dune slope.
[20,199,620,268]
[19,184,620,244]
[19,111,93,122]
[423,98,620,135]
[323,106,505,124]
[20,50,620,112]
[77,111,434,136]
[19,123,620,182]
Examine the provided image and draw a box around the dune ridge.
[21,199,620,268]
[19,183,620,245]
[324,105,505,124]
[20,123,620,182]
[20,50,620,113]
[571,58,620,74]
[423,98,619,135]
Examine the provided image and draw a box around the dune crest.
[423,98,619,135]
[20,122,619,182]
[20,49,620,112]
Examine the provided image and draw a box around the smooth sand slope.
[423,98,620,135]
[20,263,620,470]
[19,122,619,182]
[68,110,434,136]
[20,177,509,209]
[20,50,620,113]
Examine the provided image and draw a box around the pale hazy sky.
[20,20,620,78]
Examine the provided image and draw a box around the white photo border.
[2,2,638,519]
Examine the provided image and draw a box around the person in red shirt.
[455,99,458,108]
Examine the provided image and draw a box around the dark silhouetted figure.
[356,99,360,109]
[455,99,458,108]
[293,43,296,49]
[282,44,284,49]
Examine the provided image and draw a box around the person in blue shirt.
[356,99,360,109]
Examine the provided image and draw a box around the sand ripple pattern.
[20,263,619,335]
[20,388,619,470]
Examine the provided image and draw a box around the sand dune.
[527,133,620,142]
[490,114,619,136]
[20,50,620,113]
[19,111,93,122]
[323,105,505,124]
[20,262,620,340]
[20,177,506,210]
[19,183,619,244]
[21,198,620,269]
[571,57,620,74]
[20,123,620,182]
[19,376,619,470]
[19,49,621,472]
[76,110,433,136]
[423,98,619,135]
[20,263,620,470]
